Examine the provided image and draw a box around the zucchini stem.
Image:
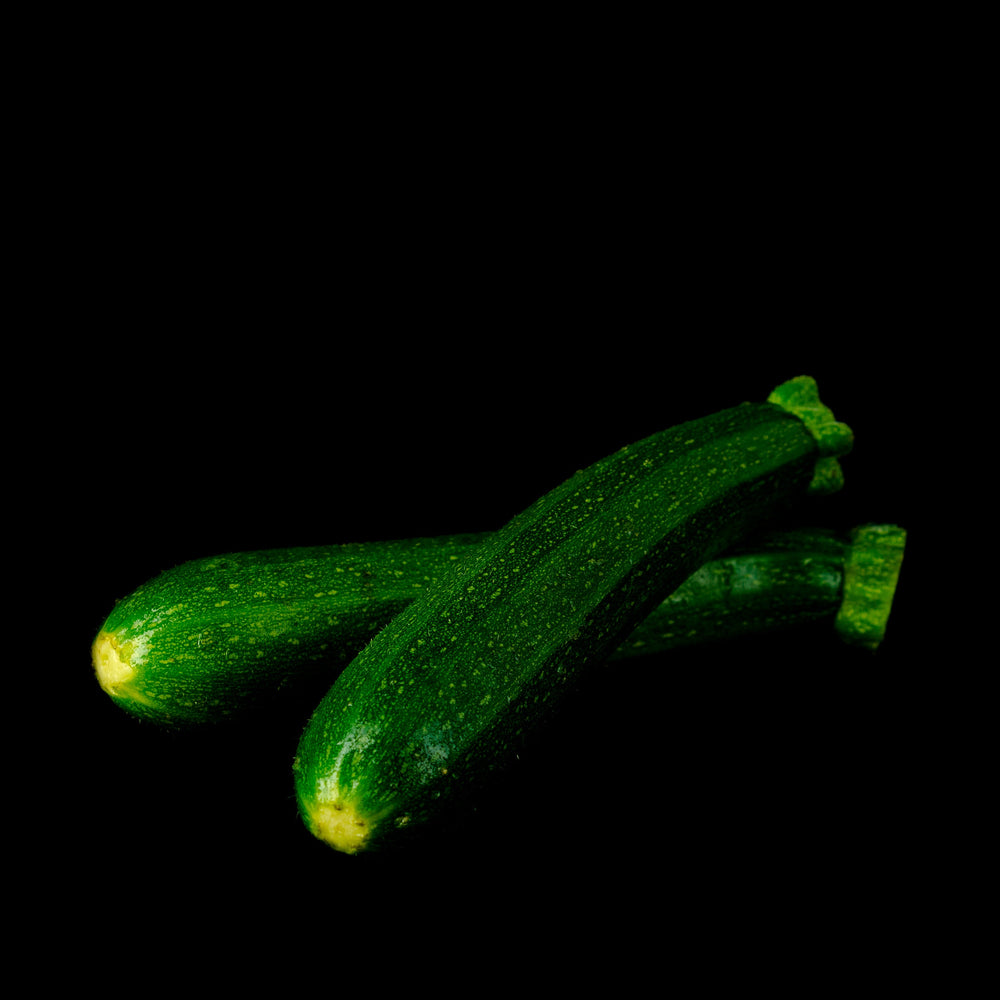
[835,524,907,650]
[767,376,854,494]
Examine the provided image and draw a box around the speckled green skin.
[95,522,900,727]
[294,379,855,852]
[619,527,850,654]
[620,524,904,654]
[96,535,481,726]
[835,524,907,649]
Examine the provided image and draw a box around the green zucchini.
[293,376,856,853]
[92,522,904,727]
[620,522,905,656]
[92,534,485,727]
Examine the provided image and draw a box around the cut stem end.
[835,523,907,650]
[767,375,854,459]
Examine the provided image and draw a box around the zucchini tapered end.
[92,629,160,713]
[93,630,134,696]
[299,798,373,855]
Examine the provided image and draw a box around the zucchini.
[293,376,855,853]
[92,534,484,727]
[620,522,905,656]
[92,522,904,727]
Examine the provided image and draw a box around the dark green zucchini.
[293,376,856,853]
[93,522,903,727]
[619,522,905,656]
[92,534,483,727]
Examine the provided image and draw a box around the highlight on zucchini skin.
[92,522,904,728]
[293,376,856,854]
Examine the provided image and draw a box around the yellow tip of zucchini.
[92,630,134,696]
[302,800,372,855]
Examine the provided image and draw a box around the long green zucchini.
[92,522,904,727]
[293,376,856,853]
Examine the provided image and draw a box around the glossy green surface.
[293,378,854,853]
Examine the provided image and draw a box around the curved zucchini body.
[93,522,904,727]
[293,376,855,853]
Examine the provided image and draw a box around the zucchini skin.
[94,524,903,727]
[619,523,905,656]
[93,535,482,726]
[293,377,854,853]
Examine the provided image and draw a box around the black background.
[18,53,943,969]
